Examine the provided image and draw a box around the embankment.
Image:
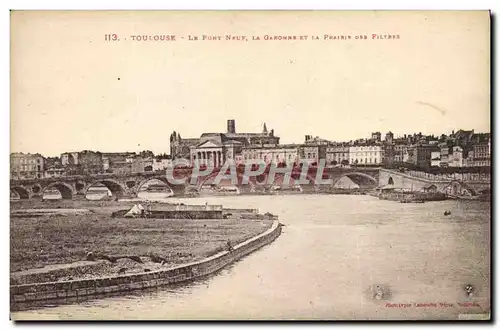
[377,191,447,202]
[10,220,282,310]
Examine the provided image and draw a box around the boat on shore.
[447,194,490,201]
[374,187,446,203]
[400,199,425,203]
[145,184,172,193]
[270,185,303,195]
[478,194,491,202]
[199,185,240,196]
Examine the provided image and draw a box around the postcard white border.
[3,0,498,329]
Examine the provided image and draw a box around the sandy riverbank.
[10,200,273,285]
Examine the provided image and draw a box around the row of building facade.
[11,120,491,180]
[171,120,491,169]
[10,151,172,180]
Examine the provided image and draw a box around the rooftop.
[10,152,44,158]
[242,144,300,150]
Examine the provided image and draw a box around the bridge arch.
[333,172,378,188]
[31,184,42,194]
[196,170,222,190]
[443,181,477,196]
[85,179,127,198]
[195,170,252,192]
[75,182,86,193]
[42,182,75,199]
[478,188,491,195]
[11,186,30,199]
[269,173,315,187]
[194,171,260,192]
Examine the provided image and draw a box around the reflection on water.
[138,179,174,200]
[42,188,62,200]
[137,191,174,200]
[85,186,111,201]
[85,179,174,201]
[11,195,490,320]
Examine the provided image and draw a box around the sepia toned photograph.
[9,10,491,321]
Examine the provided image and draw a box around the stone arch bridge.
[10,172,185,200]
[10,167,383,200]
[12,167,489,200]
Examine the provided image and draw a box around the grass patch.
[11,203,273,274]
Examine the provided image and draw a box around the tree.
[341,159,349,166]
[140,150,154,159]
[331,160,338,166]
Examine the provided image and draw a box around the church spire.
[263,122,268,134]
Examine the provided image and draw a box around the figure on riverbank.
[226,239,234,252]
[374,285,384,300]
[86,251,95,261]
[465,284,474,298]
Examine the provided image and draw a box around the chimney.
[227,119,236,134]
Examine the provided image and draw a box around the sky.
[10,11,490,157]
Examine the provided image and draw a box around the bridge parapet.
[10,166,383,184]
[381,168,491,184]
[10,170,171,185]
[379,168,490,196]
[380,169,452,184]
[405,169,490,183]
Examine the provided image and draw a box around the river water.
[11,195,490,320]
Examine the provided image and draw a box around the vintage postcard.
[9,10,491,321]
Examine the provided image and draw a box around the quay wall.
[223,208,259,214]
[11,220,282,309]
[111,209,224,219]
[147,210,223,219]
[153,205,224,212]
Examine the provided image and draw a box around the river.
[11,195,490,320]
